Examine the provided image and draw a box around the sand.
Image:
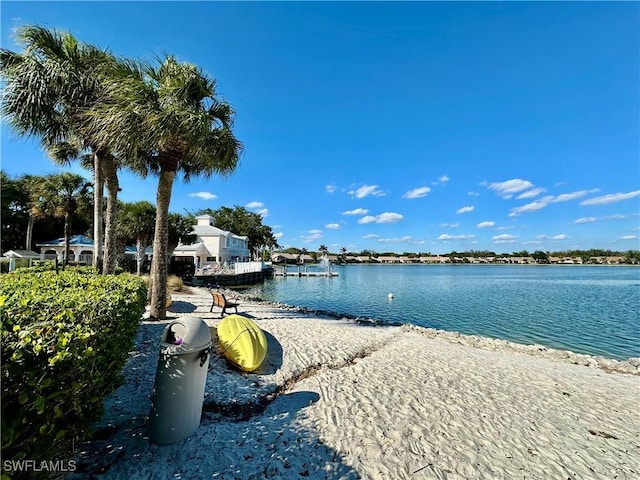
[70,287,639,479]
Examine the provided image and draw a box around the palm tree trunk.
[102,155,119,274]
[150,165,176,319]
[93,151,104,273]
[136,237,144,277]
[63,213,71,269]
[25,215,34,250]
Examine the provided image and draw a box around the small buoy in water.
[387,292,394,300]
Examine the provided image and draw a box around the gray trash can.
[149,316,211,445]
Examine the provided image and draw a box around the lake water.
[248,264,640,361]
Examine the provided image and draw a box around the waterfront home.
[419,256,449,264]
[36,234,153,267]
[271,253,315,264]
[37,235,96,264]
[172,215,250,270]
[590,256,626,265]
[509,256,536,264]
[377,256,402,264]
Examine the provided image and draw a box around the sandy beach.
[70,286,639,480]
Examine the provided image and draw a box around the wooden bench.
[210,291,239,317]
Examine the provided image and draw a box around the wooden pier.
[275,271,338,277]
[274,266,338,277]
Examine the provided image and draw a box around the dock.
[274,265,338,277]
[275,271,338,277]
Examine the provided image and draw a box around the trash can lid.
[160,315,211,354]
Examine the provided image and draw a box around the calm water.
[248,265,640,361]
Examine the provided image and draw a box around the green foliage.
[0,267,146,470]
[532,250,549,262]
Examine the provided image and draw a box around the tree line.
[2,171,280,272]
[1,25,242,319]
[278,246,640,264]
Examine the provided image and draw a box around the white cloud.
[456,206,474,214]
[468,191,480,196]
[618,235,638,240]
[362,234,380,239]
[433,175,450,185]
[343,208,369,216]
[189,191,217,200]
[517,188,546,199]
[358,216,377,224]
[403,186,431,199]
[325,184,336,194]
[349,184,385,199]
[552,234,568,240]
[376,212,404,223]
[437,234,475,241]
[574,217,597,224]
[551,190,592,203]
[580,190,640,206]
[255,208,269,218]
[246,201,264,209]
[358,212,404,224]
[486,179,534,198]
[440,222,461,228]
[274,232,284,239]
[477,221,495,228]
[492,234,518,244]
[508,196,554,216]
[325,223,341,229]
[378,236,425,244]
[301,230,323,243]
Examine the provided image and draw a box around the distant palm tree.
[33,173,92,268]
[15,174,44,251]
[1,26,120,273]
[88,56,242,319]
[117,201,156,275]
[319,244,329,256]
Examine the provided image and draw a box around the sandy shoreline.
[70,287,639,479]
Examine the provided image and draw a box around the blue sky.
[2,1,639,254]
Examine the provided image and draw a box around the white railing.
[77,254,93,265]
[234,261,265,275]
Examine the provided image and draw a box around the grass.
[141,274,185,299]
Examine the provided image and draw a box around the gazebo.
[2,249,42,271]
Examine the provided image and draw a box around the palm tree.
[89,56,242,319]
[33,173,92,268]
[0,25,120,274]
[319,244,329,256]
[117,201,156,275]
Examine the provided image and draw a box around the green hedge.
[0,267,147,476]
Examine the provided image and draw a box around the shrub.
[167,275,184,292]
[0,268,147,475]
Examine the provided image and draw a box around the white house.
[171,215,250,270]
[37,235,95,264]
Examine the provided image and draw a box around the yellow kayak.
[217,314,267,372]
